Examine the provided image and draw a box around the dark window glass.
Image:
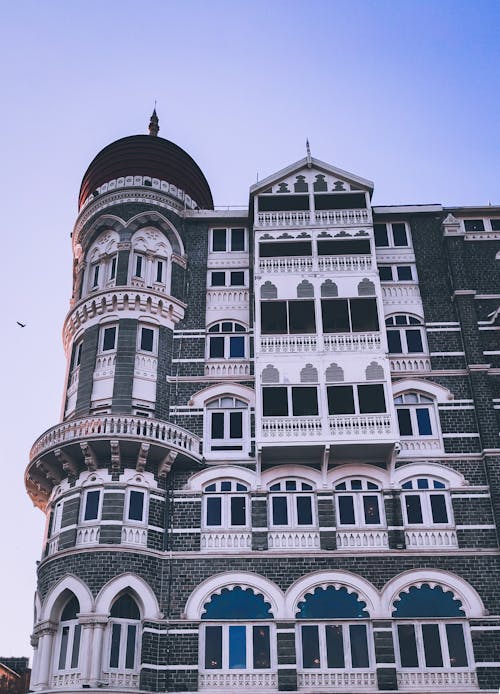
[229,625,246,668]
[406,329,423,352]
[74,342,83,367]
[397,266,413,281]
[387,330,402,353]
[338,496,355,525]
[58,626,69,669]
[317,239,370,255]
[211,271,226,286]
[231,497,246,526]
[314,192,367,210]
[229,412,243,438]
[261,302,287,333]
[350,624,369,667]
[206,497,222,526]
[363,496,380,525]
[231,228,245,251]
[125,625,136,669]
[446,624,468,667]
[92,265,100,287]
[416,408,432,435]
[212,229,226,251]
[397,408,413,436]
[102,326,116,351]
[221,481,231,492]
[209,336,225,358]
[109,623,121,668]
[430,494,448,523]
[110,595,140,619]
[350,298,379,332]
[464,219,484,232]
[328,386,355,415]
[135,255,143,277]
[229,336,245,358]
[259,241,312,257]
[211,412,224,439]
[263,387,288,416]
[128,491,144,522]
[156,261,163,283]
[253,626,270,669]
[140,328,154,352]
[110,257,117,280]
[398,624,418,667]
[292,387,318,416]
[417,478,429,489]
[272,496,288,525]
[326,625,345,668]
[296,496,313,525]
[70,624,81,669]
[490,219,500,231]
[378,266,393,281]
[285,480,296,491]
[351,480,362,490]
[205,626,222,668]
[422,624,443,667]
[301,625,320,668]
[289,300,316,333]
[405,495,423,524]
[258,195,309,212]
[374,224,389,247]
[230,271,245,286]
[392,223,408,246]
[358,384,386,413]
[84,490,100,521]
[321,299,350,333]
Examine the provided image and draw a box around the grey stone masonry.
[155,326,173,421]
[252,493,268,550]
[101,492,124,520]
[111,318,138,412]
[74,324,99,416]
[115,248,130,286]
[384,492,405,550]
[317,492,336,550]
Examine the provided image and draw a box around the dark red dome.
[79,134,214,210]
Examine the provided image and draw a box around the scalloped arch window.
[202,586,273,619]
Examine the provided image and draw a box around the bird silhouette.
[16,321,26,327]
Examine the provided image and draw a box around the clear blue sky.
[0,0,499,657]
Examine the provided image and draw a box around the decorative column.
[35,621,57,688]
[89,616,108,685]
[276,622,297,691]
[373,621,398,690]
[77,615,96,684]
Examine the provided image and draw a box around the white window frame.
[202,481,250,529]
[100,324,118,353]
[268,480,316,528]
[394,620,473,671]
[401,477,454,528]
[205,396,249,456]
[210,227,247,253]
[51,501,64,536]
[200,623,275,672]
[386,315,427,355]
[394,393,438,438]
[374,221,411,248]
[206,322,247,360]
[298,621,374,670]
[80,488,103,523]
[136,325,158,355]
[105,618,140,672]
[334,479,385,528]
[124,488,148,525]
[262,385,320,417]
[327,383,387,416]
[209,269,248,288]
[378,264,416,282]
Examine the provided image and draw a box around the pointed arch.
[127,211,184,256]
[40,575,93,621]
[94,573,160,619]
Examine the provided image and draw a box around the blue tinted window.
[229,626,246,669]
[297,586,368,619]
[416,408,432,435]
[202,587,273,619]
[392,585,464,617]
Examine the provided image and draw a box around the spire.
[306,138,312,168]
[149,106,159,136]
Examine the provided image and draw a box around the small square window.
[230,271,245,286]
[397,266,413,281]
[231,228,245,251]
[491,219,500,231]
[212,229,227,251]
[379,266,393,281]
[140,328,154,352]
[374,224,389,247]
[102,326,117,351]
[209,336,225,358]
[464,219,485,232]
[211,272,226,287]
[392,223,408,246]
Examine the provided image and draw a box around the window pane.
[363,496,380,525]
[387,330,402,354]
[253,626,270,669]
[397,408,413,436]
[374,224,389,247]
[156,261,163,283]
[301,625,320,668]
[211,271,226,286]
[261,302,287,334]
[406,329,423,353]
[405,495,423,524]
[84,490,100,521]
[296,496,313,525]
[229,412,243,438]
[128,491,144,522]
[446,624,468,667]
[398,624,418,667]
[211,412,224,439]
[135,255,143,276]
[70,624,81,669]
[230,271,245,286]
[263,387,288,416]
[358,384,386,414]
[326,624,345,668]
[229,625,246,669]
[206,497,222,526]
[231,228,245,251]
[430,494,448,523]
[289,301,316,333]
[350,624,369,668]
[125,625,136,669]
[328,385,355,415]
[140,328,154,352]
[212,229,226,251]
[392,223,408,246]
[416,408,432,435]
[422,624,444,667]
[230,497,246,526]
[209,336,225,358]
[350,298,379,332]
[58,626,69,669]
[321,299,350,333]
[109,623,121,668]
[272,496,288,525]
[338,496,355,525]
[205,626,222,669]
[292,387,318,416]
[110,257,117,280]
[464,219,484,231]
[397,266,413,281]
[229,336,245,358]
[379,266,393,281]
[93,265,100,287]
[102,327,116,351]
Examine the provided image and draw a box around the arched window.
[203,480,249,529]
[334,479,384,527]
[393,585,473,675]
[206,396,248,453]
[401,477,453,526]
[296,586,374,673]
[201,587,274,673]
[385,315,426,354]
[394,392,436,437]
[55,595,81,673]
[207,321,247,360]
[107,594,141,672]
[268,480,316,528]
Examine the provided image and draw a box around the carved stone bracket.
[54,448,78,481]
[110,440,121,472]
[80,442,98,471]
[136,443,150,472]
[36,460,62,485]
[158,450,177,478]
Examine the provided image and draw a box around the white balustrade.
[399,438,441,454]
[134,354,158,379]
[389,356,431,372]
[324,332,381,352]
[206,288,250,309]
[256,209,370,228]
[268,530,320,550]
[256,210,311,227]
[52,672,81,688]
[336,529,389,549]
[328,414,393,437]
[199,672,278,689]
[315,209,371,226]
[259,335,318,353]
[298,671,376,689]
[261,417,322,438]
[205,361,250,378]
[121,526,147,546]
[382,283,421,300]
[397,670,477,689]
[201,532,252,550]
[405,529,458,549]
[259,257,313,273]
[46,537,59,556]
[67,367,80,395]
[93,353,116,378]
[101,671,140,688]
[76,525,100,546]
[318,255,373,272]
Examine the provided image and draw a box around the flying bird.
[16,321,26,327]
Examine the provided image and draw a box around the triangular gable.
[250,156,374,198]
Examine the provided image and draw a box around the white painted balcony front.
[396,670,477,689]
[336,529,389,549]
[382,283,421,301]
[121,525,147,546]
[134,354,158,379]
[258,255,373,274]
[328,414,392,438]
[389,356,431,373]
[93,353,116,379]
[258,332,381,355]
[268,530,320,550]
[297,670,376,690]
[205,360,251,378]
[201,531,252,551]
[405,529,458,549]
[206,288,250,310]
[261,417,323,439]
[399,437,442,455]
[52,672,81,688]
[76,525,100,546]
[259,334,318,354]
[47,536,59,556]
[323,332,382,352]
[199,671,278,690]
[101,671,140,688]
[255,208,370,229]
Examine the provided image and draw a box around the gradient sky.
[0,0,499,658]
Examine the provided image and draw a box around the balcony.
[122,525,148,546]
[396,670,477,689]
[261,417,323,439]
[76,525,100,546]
[255,209,371,229]
[399,437,442,455]
[297,671,376,690]
[405,529,458,549]
[258,332,381,355]
[268,530,320,550]
[336,529,389,549]
[101,671,140,688]
[328,414,392,438]
[258,255,373,274]
[201,531,252,551]
[260,334,318,354]
[52,673,81,688]
[324,332,381,352]
[199,672,278,690]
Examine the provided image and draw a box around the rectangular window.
[490,219,500,231]
[288,300,316,333]
[134,255,143,277]
[212,229,227,251]
[253,626,270,669]
[263,387,288,416]
[358,384,386,413]
[211,271,226,286]
[58,626,69,670]
[397,409,413,436]
[211,412,224,439]
[229,625,246,669]
[378,266,393,281]
[392,223,409,246]
[430,494,448,523]
[84,490,100,521]
[446,624,468,667]
[387,330,403,353]
[272,496,288,525]
[229,336,245,358]
[464,219,485,232]
[231,228,245,251]
[125,625,136,669]
[128,491,145,522]
[363,496,381,525]
[374,223,389,247]
[397,265,413,281]
[260,240,312,257]
[398,624,419,667]
[206,497,222,526]
[422,624,444,667]
[102,326,117,351]
[338,496,355,525]
[230,271,245,286]
[296,496,313,525]
[301,625,320,668]
[109,623,121,668]
[350,298,379,332]
[205,626,222,668]
[110,257,117,280]
[92,264,100,288]
[70,625,81,669]
[327,386,355,415]
[406,329,423,353]
[291,387,318,416]
[229,412,243,438]
[261,302,287,334]
[140,328,154,352]
[321,299,350,333]
[230,497,246,526]
[209,336,225,358]
[416,408,432,435]
[326,625,345,668]
[156,261,163,283]
[405,495,423,524]
[350,624,369,668]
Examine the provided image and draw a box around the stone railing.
[101,671,140,688]
[30,415,202,462]
[318,255,373,272]
[206,288,250,309]
[396,670,477,689]
[259,334,318,353]
[389,356,431,372]
[201,531,252,551]
[93,353,116,378]
[324,332,382,352]
[259,257,313,273]
[298,671,376,689]
[258,255,373,274]
[67,366,80,394]
[328,414,393,437]
[255,209,370,228]
[205,361,251,378]
[52,672,81,688]
[261,417,322,438]
[122,526,148,546]
[405,529,458,549]
[46,536,59,556]
[76,525,100,546]
[336,529,389,549]
[382,283,421,300]
[199,672,278,689]
[134,354,158,379]
[399,437,442,454]
[268,530,320,550]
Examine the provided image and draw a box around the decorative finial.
[149,104,159,136]
[306,138,312,168]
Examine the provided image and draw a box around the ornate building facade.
[27,115,500,694]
